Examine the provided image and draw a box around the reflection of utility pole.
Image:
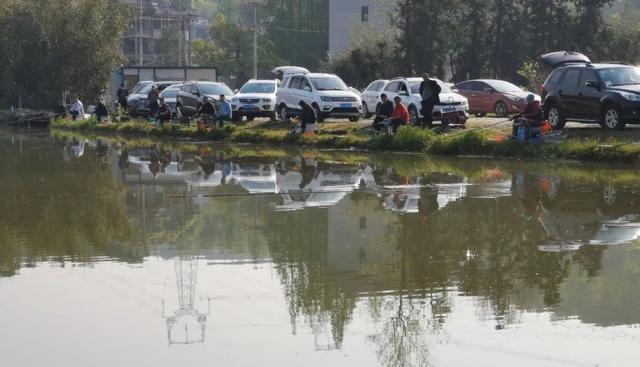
[162,253,211,345]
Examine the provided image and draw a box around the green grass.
[50,118,640,164]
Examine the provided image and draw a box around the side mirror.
[303,86,311,92]
[585,80,599,89]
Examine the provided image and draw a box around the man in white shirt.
[69,97,85,121]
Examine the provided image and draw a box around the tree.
[0,0,135,109]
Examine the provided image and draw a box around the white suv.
[276,72,363,122]
[361,79,389,117]
[231,79,278,121]
[382,77,469,125]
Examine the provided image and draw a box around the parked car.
[361,79,389,118]
[275,71,363,122]
[230,79,278,121]
[540,51,640,130]
[382,77,469,125]
[158,83,183,115]
[176,81,234,118]
[127,81,180,117]
[454,79,540,117]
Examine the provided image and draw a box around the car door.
[473,82,495,113]
[362,82,378,112]
[558,68,581,117]
[299,77,314,105]
[287,76,302,109]
[577,69,602,119]
[178,83,191,112]
[398,82,411,105]
[383,81,401,102]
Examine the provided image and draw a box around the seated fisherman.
[372,93,394,131]
[512,94,542,138]
[382,96,409,134]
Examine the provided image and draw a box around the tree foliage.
[328,0,639,87]
[0,0,135,109]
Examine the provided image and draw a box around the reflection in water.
[3,130,640,366]
[162,252,210,345]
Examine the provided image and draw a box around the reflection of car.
[382,77,469,125]
[176,81,234,118]
[454,79,540,118]
[361,79,389,118]
[128,81,180,117]
[159,84,183,114]
[227,164,277,194]
[275,70,363,122]
[231,79,278,121]
[540,51,640,130]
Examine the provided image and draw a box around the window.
[182,84,191,92]
[289,76,302,90]
[597,67,640,87]
[562,69,580,87]
[365,81,378,92]
[240,82,275,94]
[361,6,369,22]
[579,70,598,87]
[190,84,200,94]
[374,82,385,91]
[199,83,233,96]
[549,70,563,83]
[456,82,472,91]
[310,77,347,91]
[301,78,312,90]
[471,82,487,92]
[384,81,401,92]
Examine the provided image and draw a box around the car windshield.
[160,88,179,98]
[200,83,233,95]
[487,80,523,93]
[598,67,640,87]
[310,77,348,91]
[130,83,149,94]
[138,84,153,94]
[240,82,275,94]
[409,79,452,94]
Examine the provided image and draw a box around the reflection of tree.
[0,138,135,277]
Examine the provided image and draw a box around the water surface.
[2,130,640,366]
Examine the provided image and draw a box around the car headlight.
[619,92,640,101]
[231,98,238,103]
[262,98,272,103]
[320,96,332,102]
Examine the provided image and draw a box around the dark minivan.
[540,51,640,130]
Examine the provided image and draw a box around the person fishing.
[95,98,109,123]
[147,84,160,119]
[55,100,67,118]
[196,97,216,126]
[419,74,441,128]
[372,93,394,131]
[69,96,84,121]
[156,98,172,126]
[512,94,542,139]
[117,83,129,113]
[297,100,317,134]
[382,96,409,134]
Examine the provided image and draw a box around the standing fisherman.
[147,84,160,119]
[419,74,441,128]
[117,83,129,113]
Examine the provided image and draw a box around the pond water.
[2,130,640,367]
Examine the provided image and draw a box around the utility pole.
[253,3,258,79]
[138,0,144,66]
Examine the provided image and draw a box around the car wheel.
[312,104,325,123]
[277,104,288,120]
[545,103,566,130]
[603,184,617,206]
[362,102,371,118]
[475,113,486,118]
[494,101,508,118]
[602,104,626,130]
[269,112,277,121]
[409,105,419,125]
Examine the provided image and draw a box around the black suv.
[176,81,234,118]
[541,51,640,130]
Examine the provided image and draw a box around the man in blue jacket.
[217,94,232,127]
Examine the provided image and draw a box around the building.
[328,0,394,57]
[123,0,209,66]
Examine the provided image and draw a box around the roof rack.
[597,61,631,65]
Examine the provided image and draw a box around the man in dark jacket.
[372,93,394,131]
[419,74,441,128]
[147,85,160,118]
[95,98,109,123]
[157,98,172,126]
[196,97,216,124]
[117,83,129,113]
[298,100,317,133]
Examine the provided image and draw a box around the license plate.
[340,103,352,108]
[442,107,456,113]
[242,105,259,110]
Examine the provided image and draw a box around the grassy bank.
[51,117,640,164]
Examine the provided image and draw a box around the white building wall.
[328,0,395,57]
